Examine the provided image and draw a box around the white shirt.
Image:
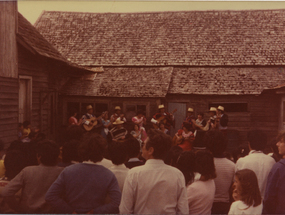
[214,157,235,202]
[235,150,275,199]
[96,158,113,169]
[228,200,263,215]
[119,159,188,214]
[109,164,129,191]
[187,179,215,215]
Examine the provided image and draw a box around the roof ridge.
[40,8,285,16]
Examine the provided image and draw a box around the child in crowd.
[229,169,262,215]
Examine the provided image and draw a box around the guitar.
[153,109,177,129]
[83,117,98,131]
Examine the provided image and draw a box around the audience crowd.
[0,106,284,214]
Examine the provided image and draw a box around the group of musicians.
[69,104,228,144]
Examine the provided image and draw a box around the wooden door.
[168,102,186,136]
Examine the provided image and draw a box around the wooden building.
[0,2,92,145]
[34,10,285,146]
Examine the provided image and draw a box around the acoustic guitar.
[83,117,98,131]
[153,109,177,129]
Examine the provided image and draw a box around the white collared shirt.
[235,150,275,199]
[109,164,129,191]
[119,159,189,214]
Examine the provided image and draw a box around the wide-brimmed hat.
[209,107,217,112]
[86,105,93,110]
[217,106,224,112]
[115,106,121,110]
[187,108,194,112]
[113,118,124,125]
[158,104,165,109]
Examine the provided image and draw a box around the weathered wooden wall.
[18,44,56,139]
[0,1,18,78]
[166,94,280,145]
[0,76,19,145]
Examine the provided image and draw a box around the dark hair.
[69,107,78,116]
[164,145,183,167]
[125,136,141,158]
[23,121,30,128]
[247,130,267,151]
[78,133,107,163]
[133,123,139,130]
[18,123,23,128]
[177,151,196,185]
[66,125,84,142]
[232,143,250,163]
[235,169,262,207]
[276,131,285,142]
[195,150,216,180]
[182,122,192,131]
[205,130,227,157]
[137,109,144,115]
[146,129,172,159]
[7,140,22,151]
[62,140,80,163]
[109,141,128,165]
[37,140,60,166]
[4,150,28,180]
[197,113,204,118]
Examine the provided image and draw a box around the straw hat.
[113,118,124,125]
[115,106,121,110]
[158,104,165,109]
[217,106,224,112]
[187,108,194,112]
[86,105,93,110]
[209,107,217,112]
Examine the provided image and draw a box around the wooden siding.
[0,1,18,78]
[18,44,56,139]
[166,94,281,145]
[0,76,19,145]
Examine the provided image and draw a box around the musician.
[151,105,174,131]
[108,118,128,143]
[216,106,228,135]
[182,108,196,132]
[209,107,218,130]
[81,105,96,127]
[110,106,127,123]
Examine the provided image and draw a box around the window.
[95,103,108,114]
[208,103,248,112]
[125,104,147,121]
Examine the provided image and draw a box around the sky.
[18,1,285,25]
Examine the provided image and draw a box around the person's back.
[2,140,63,213]
[119,129,188,214]
[235,130,275,199]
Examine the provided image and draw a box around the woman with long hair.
[229,169,262,215]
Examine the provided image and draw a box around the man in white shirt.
[235,130,275,199]
[119,129,189,214]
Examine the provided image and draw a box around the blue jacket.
[263,158,285,214]
[45,163,121,214]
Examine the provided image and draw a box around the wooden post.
[0,1,18,78]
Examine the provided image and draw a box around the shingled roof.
[61,67,173,97]
[17,13,92,72]
[169,67,285,95]
[35,10,285,67]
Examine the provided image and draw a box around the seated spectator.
[58,140,81,167]
[119,129,189,214]
[205,130,235,214]
[263,131,285,214]
[45,134,121,214]
[187,150,216,214]
[2,140,63,213]
[0,150,28,213]
[108,141,129,191]
[235,130,275,199]
[164,145,183,168]
[229,169,262,215]
[125,136,144,169]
